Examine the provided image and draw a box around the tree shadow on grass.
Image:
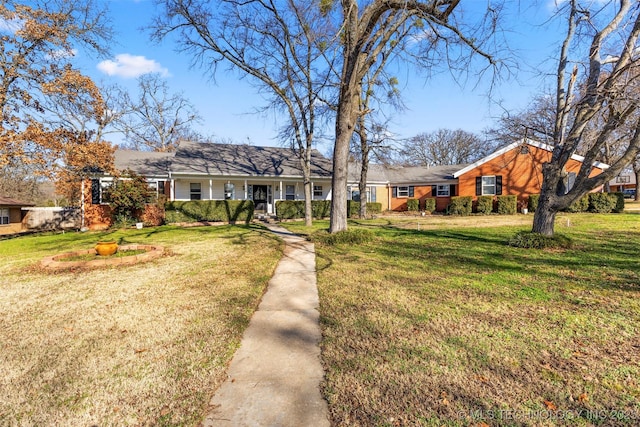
[348,226,640,294]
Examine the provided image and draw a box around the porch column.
[244,179,248,200]
[170,179,175,201]
[279,181,283,201]
[209,179,213,200]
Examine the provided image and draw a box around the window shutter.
[431,185,437,196]
[475,177,482,196]
[496,175,503,195]
[409,186,415,197]
[450,184,456,197]
[392,186,397,198]
[567,172,576,193]
[91,179,100,204]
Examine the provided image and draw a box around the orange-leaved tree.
[0,0,113,205]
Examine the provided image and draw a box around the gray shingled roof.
[114,150,173,177]
[384,164,466,184]
[113,141,466,184]
[347,162,390,183]
[170,140,333,178]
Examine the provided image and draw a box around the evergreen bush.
[528,194,540,212]
[164,200,254,223]
[588,193,617,213]
[448,196,472,216]
[476,196,494,215]
[407,198,419,212]
[612,192,625,213]
[497,195,517,215]
[566,195,589,213]
[423,198,436,213]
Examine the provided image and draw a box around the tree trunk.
[304,179,312,227]
[634,166,640,202]
[532,162,561,236]
[359,147,369,219]
[531,194,557,236]
[329,109,351,233]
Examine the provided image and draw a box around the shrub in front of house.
[566,195,589,213]
[612,192,625,213]
[276,200,306,219]
[276,200,331,219]
[107,171,153,226]
[476,196,494,215]
[528,194,540,212]
[275,201,381,219]
[406,198,419,212]
[497,195,517,215]
[165,200,254,223]
[423,198,436,213]
[347,201,382,217]
[588,193,618,213]
[447,196,472,216]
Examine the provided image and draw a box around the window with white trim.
[368,186,377,203]
[0,208,9,225]
[397,186,410,197]
[481,176,496,195]
[285,185,295,200]
[190,182,202,200]
[436,185,450,197]
[313,185,323,198]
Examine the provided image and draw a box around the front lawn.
[283,213,640,426]
[0,225,282,426]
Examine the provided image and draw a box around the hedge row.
[447,196,517,216]
[275,200,382,219]
[165,200,255,223]
[527,192,623,214]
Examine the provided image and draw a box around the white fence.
[23,207,81,230]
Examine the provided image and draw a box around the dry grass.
[283,213,640,426]
[0,225,282,426]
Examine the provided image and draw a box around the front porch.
[168,177,332,215]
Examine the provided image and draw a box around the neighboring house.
[84,138,610,227]
[386,139,608,212]
[346,162,391,210]
[609,173,636,192]
[0,196,34,235]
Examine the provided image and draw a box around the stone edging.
[41,244,164,271]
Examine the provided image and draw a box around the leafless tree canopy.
[397,129,495,167]
[328,0,505,232]
[112,74,202,152]
[152,0,336,225]
[533,0,640,235]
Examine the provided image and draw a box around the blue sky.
[76,0,572,150]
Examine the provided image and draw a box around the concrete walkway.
[202,224,330,427]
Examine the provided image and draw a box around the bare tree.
[152,0,333,226]
[485,94,557,145]
[398,129,494,166]
[113,74,202,152]
[327,0,503,233]
[533,0,640,236]
[352,52,405,219]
